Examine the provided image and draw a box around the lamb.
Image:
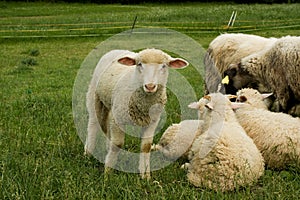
[233,88,300,169]
[184,93,264,192]
[204,33,277,94]
[151,120,204,160]
[238,36,300,116]
[84,48,189,179]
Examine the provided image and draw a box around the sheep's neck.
[128,85,167,127]
[203,106,236,131]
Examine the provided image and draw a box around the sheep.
[84,48,189,179]
[184,93,264,192]
[204,33,277,94]
[233,88,300,169]
[151,120,204,160]
[238,36,300,116]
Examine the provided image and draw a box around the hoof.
[140,172,151,180]
[181,163,190,170]
[104,167,113,174]
[151,144,159,151]
[84,146,92,156]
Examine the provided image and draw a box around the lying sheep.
[233,88,300,169]
[204,33,276,94]
[238,36,300,116]
[85,48,189,179]
[151,120,203,160]
[185,93,264,192]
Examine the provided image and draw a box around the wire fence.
[1,18,300,39]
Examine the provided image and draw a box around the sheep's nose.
[144,83,157,93]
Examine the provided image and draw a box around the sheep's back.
[208,33,275,74]
[95,50,135,109]
[205,33,276,94]
[188,122,264,191]
[235,108,300,168]
[156,120,203,160]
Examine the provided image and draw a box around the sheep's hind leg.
[94,94,111,151]
[95,94,109,134]
[104,119,124,174]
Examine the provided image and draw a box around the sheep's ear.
[168,58,189,69]
[261,93,273,99]
[205,102,214,110]
[188,102,200,109]
[203,95,211,101]
[231,102,245,109]
[118,57,136,66]
[225,94,237,100]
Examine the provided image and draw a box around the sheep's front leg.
[139,119,160,179]
[104,119,125,173]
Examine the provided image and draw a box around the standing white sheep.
[185,93,264,191]
[151,120,204,160]
[239,36,300,116]
[234,88,300,169]
[85,48,189,179]
[204,33,277,94]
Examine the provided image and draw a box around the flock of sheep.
[205,33,300,116]
[84,33,300,191]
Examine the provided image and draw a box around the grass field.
[1,2,300,199]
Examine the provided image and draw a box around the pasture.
[1,2,300,199]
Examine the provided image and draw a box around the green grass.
[1,2,300,199]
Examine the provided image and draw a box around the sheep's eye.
[137,63,143,71]
[160,65,167,73]
[239,96,247,102]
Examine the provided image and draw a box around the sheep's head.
[222,63,258,95]
[118,49,189,93]
[189,93,234,120]
[188,95,211,120]
[236,88,272,109]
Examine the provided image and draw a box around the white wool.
[84,48,188,179]
[152,120,203,160]
[240,36,300,116]
[234,88,300,169]
[185,93,264,192]
[204,33,277,94]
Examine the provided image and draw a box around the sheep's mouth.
[144,84,158,93]
[140,85,165,96]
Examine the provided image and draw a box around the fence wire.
[1,18,300,38]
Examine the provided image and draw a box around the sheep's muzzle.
[144,83,157,93]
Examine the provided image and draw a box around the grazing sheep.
[185,93,264,192]
[239,36,300,116]
[233,88,300,169]
[85,48,189,179]
[204,33,276,94]
[151,120,204,160]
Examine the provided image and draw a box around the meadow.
[1,1,300,199]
